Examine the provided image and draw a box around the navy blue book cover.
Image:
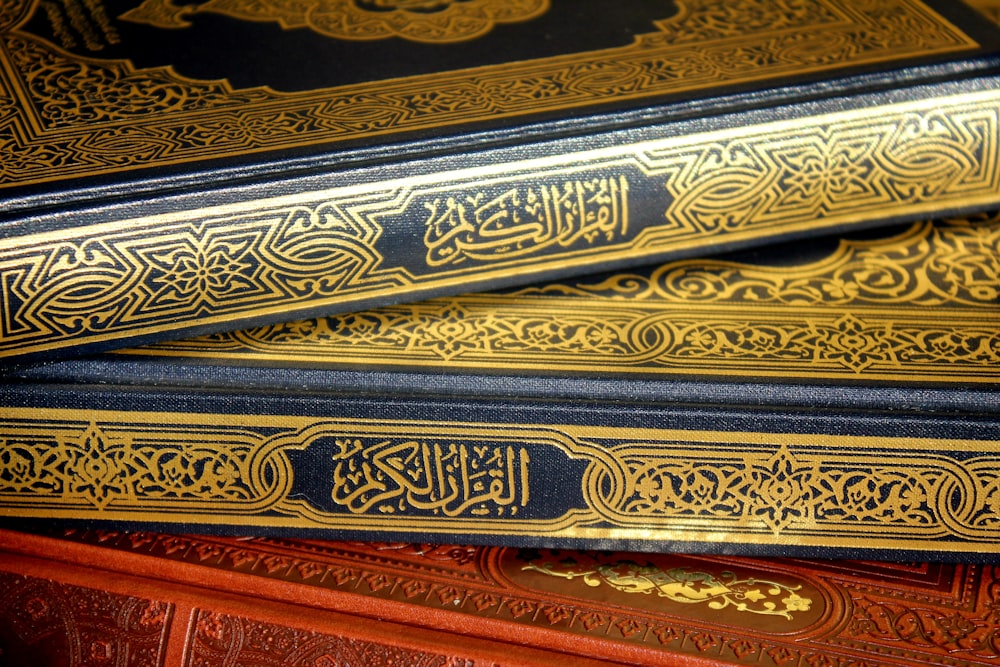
[1,0,1000,363]
[2,213,998,560]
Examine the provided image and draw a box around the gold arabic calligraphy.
[424,176,629,266]
[331,439,530,517]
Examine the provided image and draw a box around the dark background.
[24,0,679,91]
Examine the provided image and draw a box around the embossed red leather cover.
[1,528,997,666]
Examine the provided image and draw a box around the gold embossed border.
[3,90,999,361]
[0,0,978,188]
[136,215,1000,384]
[2,409,999,554]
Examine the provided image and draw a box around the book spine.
[2,77,999,363]
[2,383,998,560]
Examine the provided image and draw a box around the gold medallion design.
[121,0,551,43]
[0,0,979,189]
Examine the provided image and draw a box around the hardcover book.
[2,0,1000,363]
[968,0,1000,22]
[2,528,1000,666]
[2,213,999,559]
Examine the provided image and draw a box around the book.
[2,527,1000,667]
[2,0,1000,364]
[967,0,1000,23]
[2,213,999,559]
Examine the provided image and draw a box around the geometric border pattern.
[3,91,999,360]
[0,0,978,187]
[140,215,1000,383]
[2,412,999,555]
[0,0,995,361]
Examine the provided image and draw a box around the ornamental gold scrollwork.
[229,302,642,363]
[647,106,999,240]
[122,0,551,43]
[5,33,271,130]
[3,413,1000,546]
[156,217,1000,381]
[925,217,1000,303]
[586,443,1000,540]
[580,214,1000,307]
[0,0,30,30]
[0,0,977,187]
[522,558,812,620]
[256,306,1000,375]
[0,238,138,337]
[645,0,839,45]
[0,201,394,351]
[641,314,1000,374]
[1,0,994,361]
[0,420,289,511]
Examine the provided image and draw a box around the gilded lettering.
[331,439,529,517]
[424,176,629,266]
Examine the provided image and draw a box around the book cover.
[2,213,998,559]
[2,0,1000,363]
[967,0,1000,22]
[2,528,999,666]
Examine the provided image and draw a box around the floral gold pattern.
[522,558,812,620]
[0,0,994,360]
[2,413,999,553]
[0,417,289,512]
[592,441,999,541]
[144,215,1000,383]
[3,91,999,361]
[0,0,977,187]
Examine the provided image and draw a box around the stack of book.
[1,0,999,664]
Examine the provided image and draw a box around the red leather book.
[1,528,997,666]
